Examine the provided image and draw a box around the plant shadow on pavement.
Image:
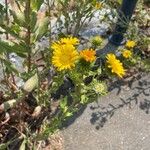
[62,105,87,128]
[90,73,150,130]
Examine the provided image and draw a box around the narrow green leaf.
[65,112,73,117]
[0,24,21,40]
[10,10,26,27]
[2,58,19,75]
[60,97,67,110]
[33,17,49,42]
[31,0,44,11]
[0,40,29,57]
[19,138,26,150]
[30,11,37,32]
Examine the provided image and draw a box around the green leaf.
[60,97,67,110]
[65,111,73,117]
[117,0,122,5]
[0,40,29,57]
[33,17,49,42]
[10,10,26,27]
[0,24,21,40]
[2,59,19,75]
[31,0,44,12]
[142,58,150,71]
[0,41,13,53]
[19,137,26,150]
[0,4,5,24]
[0,144,7,150]
[80,94,89,104]
[30,11,37,32]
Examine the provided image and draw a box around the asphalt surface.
[62,73,150,150]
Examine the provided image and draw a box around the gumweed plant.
[0,0,149,149]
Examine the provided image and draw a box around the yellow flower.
[80,49,96,62]
[122,50,132,58]
[60,37,79,46]
[95,2,103,9]
[52,44,79,71]
[125,40,136,48]
[106,53,126,78]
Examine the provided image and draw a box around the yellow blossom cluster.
[52,37,96,71]
[106,53,126,78]
[122,40,136,59]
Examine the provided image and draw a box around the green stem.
[25,0,31,72]
[46,0,52,67]
[5,0,9,40]
[36,67,40,104]
[46,0,55,94]
[0,60,8,90]
[4,0,16,87]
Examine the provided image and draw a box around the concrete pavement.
[62,73,150,150]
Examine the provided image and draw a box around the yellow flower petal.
[122,50,132,58]
[80,49,96,62]
[125,40,136,48]
[106,53,126,78]
[60,37,79,46]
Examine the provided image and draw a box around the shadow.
[90,73,150,130]
[108,73,142,95]
[94,41,120,69]
[140,99,150,114]
[62,105,87,128]
[96,41,119,57]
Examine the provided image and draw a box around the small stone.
[80,26,108,40]
[78,44,85,51]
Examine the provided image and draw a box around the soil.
[0,91,62,150]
